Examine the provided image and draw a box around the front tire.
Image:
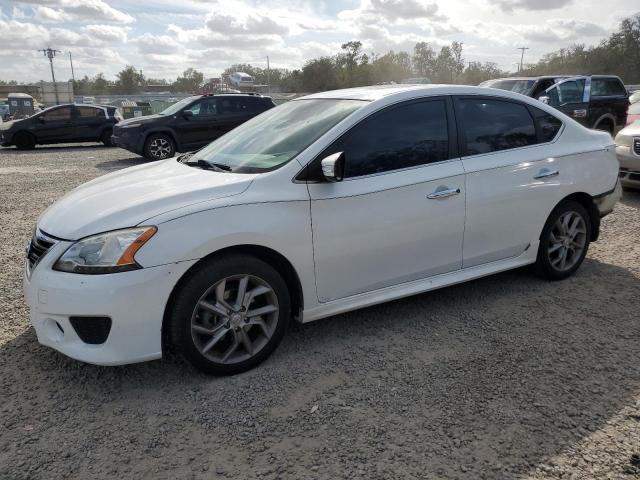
[100,129,114,147]
[14,131,36,150]
[144,133,175,160]
[168,255,291,375]
[535,200,591,280]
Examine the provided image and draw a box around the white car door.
[306,98,466,302]
[453,96,565,267]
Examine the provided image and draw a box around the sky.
[0,0,635,83]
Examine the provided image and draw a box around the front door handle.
[427,187,461,199]
[533,168,559,180]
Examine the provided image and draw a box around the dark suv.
[111,93,276,160]
[0,104,121,149]
[482,75,629,135]
[538,76,629,135]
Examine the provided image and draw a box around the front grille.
[634,138,640,156]
[27,229,56,271]
[69,316,112,344]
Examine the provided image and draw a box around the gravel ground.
[1,143,639,480]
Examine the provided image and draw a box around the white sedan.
[24,85,621,375]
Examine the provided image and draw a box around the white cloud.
[33,5,68,22]
[82,25,128,43]
[13,0,134,24]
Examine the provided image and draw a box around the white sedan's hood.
[38,159,255,240]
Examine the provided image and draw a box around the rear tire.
[14,131,36,150]
[168,255,291,375]
[535,200,591,280]
[100,129,114,147]
[144,133,175,160]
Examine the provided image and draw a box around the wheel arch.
[12,129,36,144]
[142,128,180,151]
[593,113,616,133]
[548,192,600,242]
[161,244,304,352]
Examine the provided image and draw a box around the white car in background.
[615,122,640,188]
[24,85,621,375]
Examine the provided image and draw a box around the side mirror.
[38,116,46,123]
[182,110,194,119]
[320,151,345,182]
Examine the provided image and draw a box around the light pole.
[69,51,75,84]
[39,47,61,105]
[266,56,271,96]
[517,47,529,72]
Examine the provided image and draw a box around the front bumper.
[616,145,640,188]
[23,239,197,366]
[111,129,144,155]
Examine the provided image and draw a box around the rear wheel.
[144,133,175,160]
[14,131,36,150]
[100,129,114,147]
[594,121,614,136]
[535,201,591,280]
[169,255,291,375]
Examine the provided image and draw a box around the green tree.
[412,42,436,78]
[114,66,145,94]
[172,68,204,93]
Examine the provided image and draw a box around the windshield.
[159,96,198,115]
[192,99,367,173]
[487,80,535,95]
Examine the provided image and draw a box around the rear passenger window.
[333,100,450,178]
[591,78,627,97]
[457,99,537,155]
[77,107,105,118]
[530,106,563,142]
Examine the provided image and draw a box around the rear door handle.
[533,169,559,180]
[427,187,461,199]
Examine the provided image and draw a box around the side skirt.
[300,241,539,323]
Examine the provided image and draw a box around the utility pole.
[39,47,61,105]
[517,47,529,72]
[266,56,270,96]
[68,51,75,84]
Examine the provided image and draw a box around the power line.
[39,47,61,105]
[517,47,529,72]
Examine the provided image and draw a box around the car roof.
[298,84,547,102]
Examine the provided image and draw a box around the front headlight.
[53,226,157,274]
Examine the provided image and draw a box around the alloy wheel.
[547,210,587,272]
[190,274,279,364]
[149,138,172,159]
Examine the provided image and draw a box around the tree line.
[2,14,638,94]
[521,14,640,83]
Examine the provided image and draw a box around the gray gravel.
[1,143,639,480]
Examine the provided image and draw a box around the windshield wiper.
[183,158,233,172]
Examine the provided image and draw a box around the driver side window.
[184,99,217,117]
[548,80,585,106]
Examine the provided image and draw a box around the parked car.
[483,75,629,135]
[24,85,621,375]
[538,76,629,135]
[480,75,570,97]
[626,101,640,125]
[615,122,640,189]
[112,93,275,160]
[0,104,121,149]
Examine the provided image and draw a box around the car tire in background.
[100,129,114,147]
[168,255,291,375]
[144,133,175,160]
[14,131,36,150]
[535,200,591,280]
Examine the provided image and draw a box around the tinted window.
[219,97,254,115]
[185,98,217,116]
[41,106,72,121]
[547,79,585,105]
[458,99,536,155]
[530,106,562,142]
[591,78,627,97]
[329,100,449,178]
[77,106,105,118]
